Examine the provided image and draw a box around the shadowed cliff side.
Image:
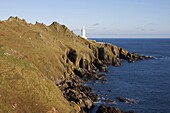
[0,17,151,113]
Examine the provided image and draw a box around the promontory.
[0,17,151,113]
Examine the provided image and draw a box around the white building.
[81,26,87,39]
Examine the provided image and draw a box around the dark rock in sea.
[59,40,152,112]
[99,66,108,72]
[99,74,107,77]
[117,97,136,104]
[64,87,94,111]
[97,90,101,93]
[79,85,92,95]
[79,97,93,112]
[112,57,121,66]
[117,97,126,102]
[99,76,107,81]
[107,90,112,92]
[128,59,134,63]
[89,93,98,101]
[104,98,115,103]
[101,81,106,84]
[97,104,135,113]
[83,98,93,109]
[143,55,154,59]
[87,70,99,81]
[57,75,95,112]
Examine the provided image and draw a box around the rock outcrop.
[0,17,152,113]
[117,97,136,104]
[96,105,135,113]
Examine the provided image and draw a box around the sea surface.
[87,38,170,113]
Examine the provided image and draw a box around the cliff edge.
[0,17,151,113]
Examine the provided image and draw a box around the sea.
[87,38,170,113]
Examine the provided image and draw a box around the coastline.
[55,42,153,112]
[0,17,153,113]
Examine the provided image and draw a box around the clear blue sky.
[1,0,170,38]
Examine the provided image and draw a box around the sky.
[0,0,170,38]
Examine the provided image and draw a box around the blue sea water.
[88,38,170,113]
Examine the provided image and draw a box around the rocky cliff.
[0,17,151,113]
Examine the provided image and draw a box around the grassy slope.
[0,17,80,113]
[0,17,116,113]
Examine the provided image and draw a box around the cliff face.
[0,17,148,113]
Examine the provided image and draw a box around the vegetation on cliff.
[0,17,150,113]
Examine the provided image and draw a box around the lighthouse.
[81,26,87,39]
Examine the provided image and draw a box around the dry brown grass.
[0,17,116,113]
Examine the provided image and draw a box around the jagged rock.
[104,98,115,103]
[96,105,135,113]
[142,55,154,59]
[79,58,84,68]
[98,47,105,61]
[93,59,104,68]
[66,81,76,89]
[99,66,108,72]
[67,49,77,63]
[107,90,112,92]
[98,74,107,81]
[79,58,86,68]
[79,99,86,111]
[96,105,107,113]
[101,81,106,84]
[79,86,92,95]
[117,97,127,102]
[58,82,69,91]
[112,57,121,66]
[86,72,99,81]
[99,74,106,77]
[111,46,117,55]
[73,69,84,78]
[117,97,136,104]
[0,17,151,113]
[73,68,100,81]
[96,105,122,113]
[66,89,80,102]
[89,93,98,101]
[128,59,134,63]
[101,76,107,81]
[79,58,89,70]
[119,48,129,60]
[84,98,93,109]
[70,101,81,113]
[60,78,94,111]
[91,64,98,71]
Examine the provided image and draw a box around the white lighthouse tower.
[81,26,87,39]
